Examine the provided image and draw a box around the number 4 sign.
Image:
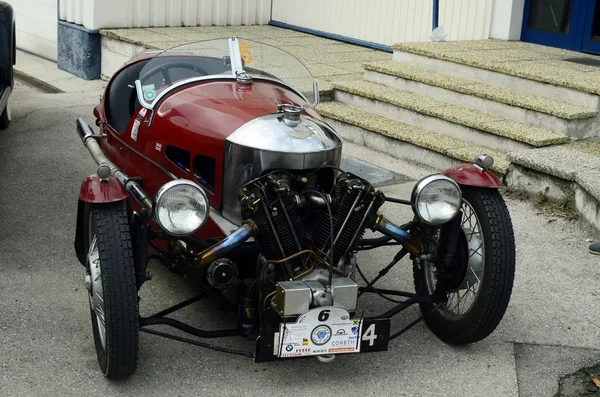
[358,319,391,353]
[362,324,378,346]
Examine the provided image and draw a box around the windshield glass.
[136,38,316,108]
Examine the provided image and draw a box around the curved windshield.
[136,38,316,108]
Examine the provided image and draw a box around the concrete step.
[392,42,600,110]
[331,80,568,153]
[362,61,598,139]
[505,139,600,232]
[317,101,509,175]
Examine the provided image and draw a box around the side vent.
[165,146,191,173]
[193,155,216,192]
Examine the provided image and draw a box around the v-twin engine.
[239,171,385,279]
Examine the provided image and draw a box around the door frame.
[581,0,600,53]
[521,0,590,51]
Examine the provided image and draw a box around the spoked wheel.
[83,202,139,379]
[0,98,12,129]
[413,187,516,345]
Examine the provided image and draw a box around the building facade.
[6,0,600,75]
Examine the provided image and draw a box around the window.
[193,155,216,192]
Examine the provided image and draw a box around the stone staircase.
[318,41,600,177]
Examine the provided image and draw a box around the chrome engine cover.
[222,113,343,225]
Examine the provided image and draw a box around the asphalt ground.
[1,81,600,397]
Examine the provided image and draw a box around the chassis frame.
[132,209,449,363]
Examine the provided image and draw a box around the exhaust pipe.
[193,222,256,267]
[373,215,424,255]
[76,118,154,211]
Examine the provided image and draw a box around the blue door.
[521,0,600,54]
[581,0,600,53]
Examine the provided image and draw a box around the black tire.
[83,202,139,379]
[0,99,11,130]
[413,187,515,345]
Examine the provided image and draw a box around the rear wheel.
[413,188,515,345]
[84,202,139,379]
[0,99,11,129]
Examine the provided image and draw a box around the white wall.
[490,0,525,40]
[271,0,494,46]
[10,0,57,60]
[59,0,270,30]
[439,0,494,41]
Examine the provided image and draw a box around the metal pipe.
[333,188,364,245]
[278,194,302,252]
[76,118,154,212]
[261,201,286,258]
[373,215,424,255]
[432,0,440,30]
[194,222,257,267]
[341,200,375,259]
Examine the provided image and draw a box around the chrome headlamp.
[154,180,210,236]
[411,175,462,226]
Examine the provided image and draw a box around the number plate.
[271,307,390,359]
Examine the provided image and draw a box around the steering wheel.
[139,61,211,89]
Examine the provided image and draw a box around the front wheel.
[413,187,515,345]
[84,202,139,379]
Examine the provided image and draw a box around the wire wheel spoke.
[425,199,485,317]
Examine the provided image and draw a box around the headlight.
[155,180,209,236]
[411,175,462,226]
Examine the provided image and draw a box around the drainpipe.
[432,0,440,30]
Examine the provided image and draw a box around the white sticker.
[131,108,147,141]
[276,307,362,358]
[131,120,140,141]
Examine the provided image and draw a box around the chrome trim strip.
[312,81,320,108]
[228,37,245,75]
[136,75,310,111]
[136,75,234,110]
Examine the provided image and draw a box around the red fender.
[79,174,128,203]
[443,164,503,188]
[74,175,129,266]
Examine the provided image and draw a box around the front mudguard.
[443,163,503,188]
[74,175,129,265]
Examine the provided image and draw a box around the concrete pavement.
[1,81,600,396]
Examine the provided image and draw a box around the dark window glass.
[193,155,216,192]
[165,146,191,173]
[591,1,600,43]
[528,0,574,34]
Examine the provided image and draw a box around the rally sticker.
[274,307,362,358]
[142,84,157,102]
[130,108,147,141]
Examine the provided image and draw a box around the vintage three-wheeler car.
[73,38,515,379]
